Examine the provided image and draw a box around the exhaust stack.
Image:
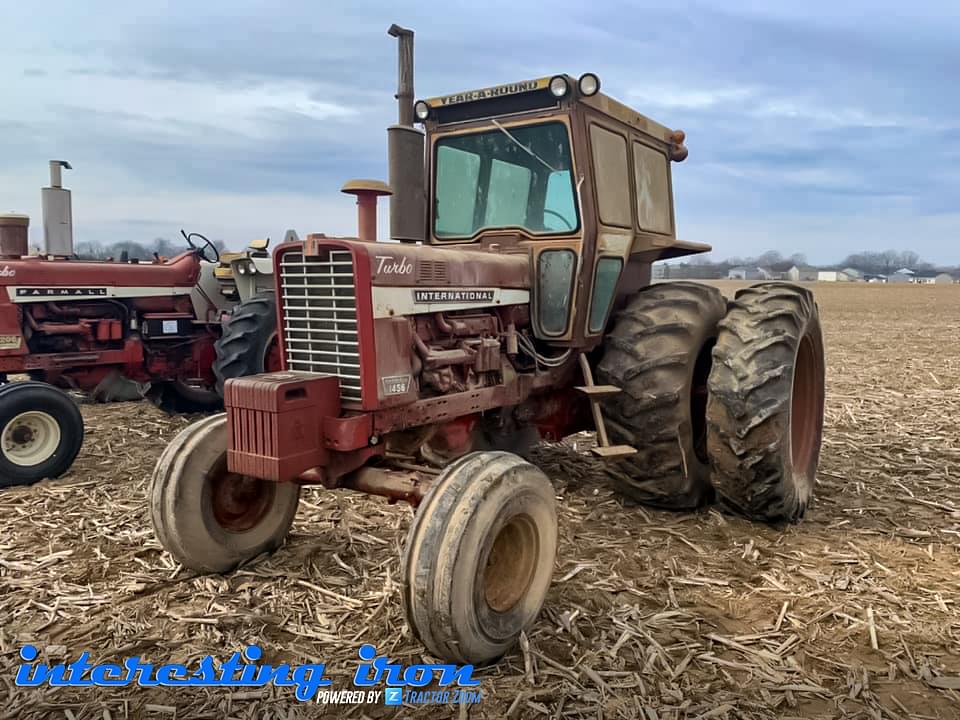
[42,160,74,257]
[386,24,426,243]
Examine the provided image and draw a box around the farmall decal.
[381,375,412,396]
[16,288,109,298]
[413,290,495,303]
[0,335,21,350]
[0,266,15,278]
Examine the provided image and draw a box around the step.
[591,445,638,459]
[574,384,622,398]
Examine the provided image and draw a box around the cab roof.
[421,74,677,147]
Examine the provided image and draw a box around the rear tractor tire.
[213,292,281,396]
[402,451,557,664]
[0,382,84,488]
[150,414,300,573]
[706,283,825,522]
[597,282,726,509]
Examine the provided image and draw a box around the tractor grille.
[279,249,362,403]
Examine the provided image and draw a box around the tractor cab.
[402,74,711,345]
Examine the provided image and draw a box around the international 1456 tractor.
[0,163,278,487]
[151,25,826,665]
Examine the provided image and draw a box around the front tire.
[402,451,557,664]
[0,382,84,487]
[706,283,825,522]
[597,282,726,509]
[150,413,300,572]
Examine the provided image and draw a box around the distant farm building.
[915,274,938,285]
[935,273,956,284]
[817,269,861,282]
[785,265,819,282]
[728,266,772,281]
[887,269,915,284]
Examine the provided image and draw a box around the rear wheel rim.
[209,464,275,532]
[790,333,823,481]
[482,513,539,613]
[2,411,60,467]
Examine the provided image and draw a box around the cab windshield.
[433,121,579,239]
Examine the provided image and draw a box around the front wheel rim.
[209,467,275,532]
[2,411,61,467]
[482,513,540,613]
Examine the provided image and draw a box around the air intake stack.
[42,160,74,258]
[0,213,29,259]
[386,24,426,243]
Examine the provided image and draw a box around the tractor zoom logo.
[16,288,108,298]
[413,289,494,303]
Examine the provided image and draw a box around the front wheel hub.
[2,411,61,467]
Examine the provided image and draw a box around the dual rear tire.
[598,281,825,522]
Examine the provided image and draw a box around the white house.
[728,267,772,281]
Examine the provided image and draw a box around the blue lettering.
[219,652,243,684]
[156,664,189,685]
[90,664,126,686]
[435,663,480,687]
[291,664,331,701]
[188,656,217,685]
[402,665,434,687]
[124,657,158,686]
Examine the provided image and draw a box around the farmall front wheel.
[706,283,826,522]
[597,282,726,509]
[213,291,281,396]
[150,414,300,573]
[0,382,84,488]
[402,451,557,665]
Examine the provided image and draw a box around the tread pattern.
[213,292,277,396]
[706,282,825,522]
[597,282,726,509]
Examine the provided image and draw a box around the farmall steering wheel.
[180,230,221,264]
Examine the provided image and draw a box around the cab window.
[434,121,579,238]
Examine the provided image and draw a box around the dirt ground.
[1,282,959,719]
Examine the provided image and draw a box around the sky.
[1,1,958,264]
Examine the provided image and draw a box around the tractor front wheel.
[150,413,300,573]
[0,382,84,488]
[402,451,557,664]
[706,283,825,522]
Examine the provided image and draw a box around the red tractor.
[0,163,278,486]
[151,25,826,665]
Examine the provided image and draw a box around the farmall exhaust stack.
[42,160,74,257]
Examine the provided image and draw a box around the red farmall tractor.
[151,25,826,664]
[0,163,278,486]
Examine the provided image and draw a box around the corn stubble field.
[1,282,959,720]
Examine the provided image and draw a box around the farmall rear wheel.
[706,283,825,522]
[0,382,84,487]
[213,291,281,396]
[597,282,726,509]
[402,451,557,664]
[150,414,300,573]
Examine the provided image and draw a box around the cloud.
[1,0,958,263]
